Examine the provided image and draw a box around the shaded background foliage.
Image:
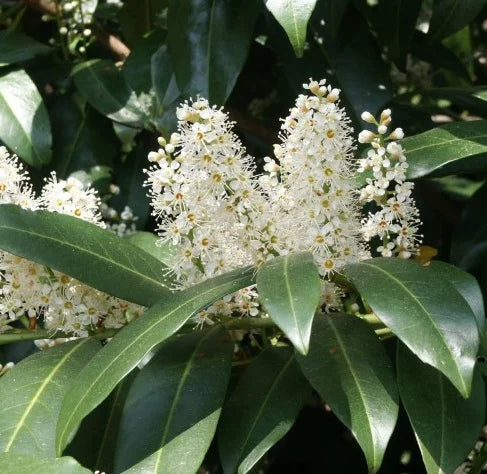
[0,0,486,472]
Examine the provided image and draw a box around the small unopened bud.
[83,28,92,37]
[79,46,86,54]
[380,109,391,123]
[327,88,340,102]
[165,144,175,154]
[389,128,404,140]
[59,26,68,35]
[358,130,376,143]
[361,111,375,123]
[148,151,163,162]
[378,125,388,135]
[41,14,51,22]
[157,136,166,147]
[170,133,180,145]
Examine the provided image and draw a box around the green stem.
[470,443,487,474]
[375,327,393,336]
[356,313,383,325]
[0,328,118,346]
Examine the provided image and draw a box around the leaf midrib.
[4,339,90,452]
[358,262,466,394]
[405,132,487,155]
[283,255,305,350]
[57,270,252,453]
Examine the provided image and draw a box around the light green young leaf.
[397,343,485,474]
[344,258,479,397]
[0,205,171,307]
[218,347,310,474]
[56,266,254,454]
[297,314,398,473]
[0,68,52,167]
[115,327,233,473]
[0,340,99,456]
[256,252,321,355]
[266,0,317,57]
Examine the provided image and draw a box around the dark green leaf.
[49,96,118,178]
[122,29,166,96]
[0,205,171,306]
[0,339,99,456]
[428,0,487,42]
[265,0,317,57]
[0,454,90,474]
[403,120,487,179]
[126,232,177,266]
[0,31,51,66]
[319,0,349,39]
[344,258,479,397]
[429,261,485,333]
[423,87,487,114]
[115,327,233,473]
[397,343,485,474]
[151,44,174,113]
[119,0,167,46]
[65,371,137,473]
[219,347,310,474]
[297,314,398,473]
[72,59,147,127]
[56,266,254,454]
[256,253,321,355]
[167,0,261,104]
[0,68,52,167]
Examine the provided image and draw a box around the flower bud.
[389,128,404,140]
[358,130,376,143]
[361,111,375,123]
[157,136,167,147]
[59,26,68,35]
[378,125,388,135]
[83,29,92,37]
[380,109,391,123]
[327,88,340,102]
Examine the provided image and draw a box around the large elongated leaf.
[0,454,90,474]
[0,205,171,306]
[429,261,485,333]
[167,0,261,104]
[0,31,51,66]
[297,314,399,473]
[397,343,485,474]
[56,266,254,454]
[72,60,147,127]
[256,253,321,355]
[0,339,99,456]
[428,0,487,42]
[343,258,479,397]
[0,68,52,167]
[266,0,317,57]
[115,327,233,473]
[218,347,310,474]
[404,120,487,179]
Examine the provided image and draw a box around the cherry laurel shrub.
[0,1,485,473]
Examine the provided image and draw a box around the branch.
[23,0,130,61]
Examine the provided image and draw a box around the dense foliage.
[0,0,486,473]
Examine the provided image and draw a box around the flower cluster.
[358,110,422,257]
[42,0,96,56]
[0,147,143,336]
[146,79,391,322]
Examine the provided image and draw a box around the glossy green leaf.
[115,327,233,473]
[65,371,137,473]
[429,261,485,333]
[56,266,254,454]
[167,0,261,104]
[297,314,398,473]
[266,0,317,57]
[0,339,99,456]
[219,347,310,474]
[49,96,118,178]
[72,59,147,127]
[423,87,487,115]
[126,232,177,267]
[151,44,174,112]
[0,31,51,66]
[0,454,90,474]
[428,0,487,42]
[397,343,485,474]
[0,205,171,306]
[0,68,52,167]
[344,258,479,397]
[256,253,321,355]
[319,0,349,39]
[402,120,487,179]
